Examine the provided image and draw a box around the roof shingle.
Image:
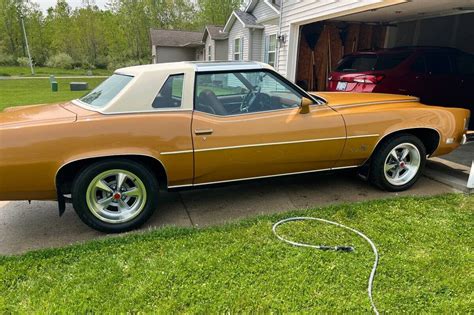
[150,29,203,47]
[205,25,228,40]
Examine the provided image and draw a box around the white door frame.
[285,0,407,82]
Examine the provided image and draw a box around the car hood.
[311,92,419,109]
[0,103,77,128]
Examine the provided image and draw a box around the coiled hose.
[272,217,380,314]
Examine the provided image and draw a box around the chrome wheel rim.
[384,143,421,186]
[86,169,147,224]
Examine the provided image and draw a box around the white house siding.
[205,35,214,61]
[278,0,404,80]
[152,45,157,63]
[252,0,278,22]
[228,21,250,61]
[250,29,263,61]
[215,40,229,61]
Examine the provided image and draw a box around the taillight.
[353,75,385,84]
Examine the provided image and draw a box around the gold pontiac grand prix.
[0,61,472,232]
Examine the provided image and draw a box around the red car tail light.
[353,74,385,84]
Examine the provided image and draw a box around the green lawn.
[0,78,105,110]
[0,66,112,77]
[0,194,472,313]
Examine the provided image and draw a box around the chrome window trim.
[193,104,328,118]
[160,134,379,155]
[168,165,359,189]
[70,101,193,115]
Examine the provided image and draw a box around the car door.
[423,53,457,105]
[192,70,346,185]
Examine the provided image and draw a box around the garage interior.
[295,0,474,91]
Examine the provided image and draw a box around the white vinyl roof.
[116,61,272,76]
[74,61,274,114]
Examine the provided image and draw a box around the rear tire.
[369,134,426,192]
[72,159,159,233]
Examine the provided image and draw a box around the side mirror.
[299,97,313,114]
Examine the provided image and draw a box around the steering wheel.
[240,89,258,113]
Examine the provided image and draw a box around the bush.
[94,56,108,69]
[0,53,16,66]
[46,53,74,69]
[16,57,31,67]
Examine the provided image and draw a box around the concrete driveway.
[0,172,456,255]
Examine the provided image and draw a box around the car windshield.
[336,52,411,72]
[79,74,133,107]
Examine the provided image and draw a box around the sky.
[34,0,109,12]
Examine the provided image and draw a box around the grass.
[0,78,105,110]
[0,194,472,313]
[0,66,112,77]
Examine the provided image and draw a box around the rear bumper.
[461,131,474,145]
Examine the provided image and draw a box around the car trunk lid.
[0,103,77,128]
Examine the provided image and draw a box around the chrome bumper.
[461,131,474,145]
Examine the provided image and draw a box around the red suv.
[327,47,473,128]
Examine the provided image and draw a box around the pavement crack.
[178,193,195,227]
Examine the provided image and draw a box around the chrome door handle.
[195,129,213,135]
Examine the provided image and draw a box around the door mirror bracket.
[299,97,313,114]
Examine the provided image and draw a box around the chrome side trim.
[361,126,442,164]
[160,149,193,156]
[330,98,419,109]
[193,136,347,153]
[160,134,379,155]
[55,153,169,188]
[168,165,359,189]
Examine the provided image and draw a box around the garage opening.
[296,22,386,91]
[295,1,474,93]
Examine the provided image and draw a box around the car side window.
[152,74,184,108]
[195,70,304,116]
[424,54,452,75]
[454,53,474,75]
[411,56,426,73]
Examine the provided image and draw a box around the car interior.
[195,71,303,116]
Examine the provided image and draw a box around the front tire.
[72,159,159,233]
[369,134,426,191]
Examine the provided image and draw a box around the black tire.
[369,134,426,192]
[72,159,159,233]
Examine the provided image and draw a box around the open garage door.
[295,0,474,92]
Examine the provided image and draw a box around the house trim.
[223,11,265,33]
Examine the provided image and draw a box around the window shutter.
[264,35,269,63]
[240,37,244,60]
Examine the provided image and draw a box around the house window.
[234,38,242,61]
[265,34,277,67]
[208,45,212,61]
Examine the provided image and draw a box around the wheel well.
[56,155,168,194]
[374,128,440,157]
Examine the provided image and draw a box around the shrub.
[0,53,16,66]
[46,53,74,69]
[94,56,108,69]
[16,57,31,67]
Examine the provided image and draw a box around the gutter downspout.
[276,1,284,71]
